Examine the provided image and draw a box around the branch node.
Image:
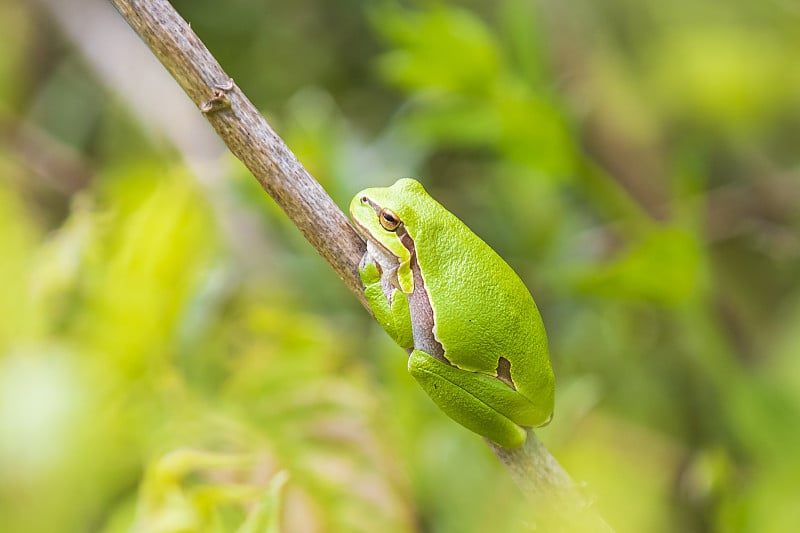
[201,78,234,113]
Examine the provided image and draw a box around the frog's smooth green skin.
[350,178,555,449]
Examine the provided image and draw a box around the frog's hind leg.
[408,350,538,448]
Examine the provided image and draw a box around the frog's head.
[350,178,429,257]
[350,178,430,292]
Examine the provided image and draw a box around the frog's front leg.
[360,259,413,350]
[408,350,546,449]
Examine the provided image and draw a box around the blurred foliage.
[3,0,800,532]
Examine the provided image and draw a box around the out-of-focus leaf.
[373,5,500,96]
[373,6,575,177]
[557,413,686,533]
[216,304,414,533]
[646,27,800,132]
[0,1,34,107]
[575,227,705,305]
[718,460,800,533]
[129,449,287,533]
[0,184,38,349]
[236,470,289,533]
[373,4,576,178]
[0,347,84,479]
[71,170,219,378]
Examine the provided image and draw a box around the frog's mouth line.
[351,221,392,263]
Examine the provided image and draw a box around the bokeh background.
[2,0,800,531]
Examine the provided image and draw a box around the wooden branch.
[109,0,367,307]
[487,431,614,531]
[107,1,612,529]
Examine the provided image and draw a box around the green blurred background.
[2,0,800,531]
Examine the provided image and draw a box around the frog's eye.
[379,208,402,232]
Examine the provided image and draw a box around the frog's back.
[389,179,553,414]
[403,191,545,362]
[420,219,553,417]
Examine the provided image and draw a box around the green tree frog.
[350,178,554,449]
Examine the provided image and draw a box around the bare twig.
[487,431,614,531]
[105,0,611,529]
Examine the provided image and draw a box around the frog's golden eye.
[379,208,402,232]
